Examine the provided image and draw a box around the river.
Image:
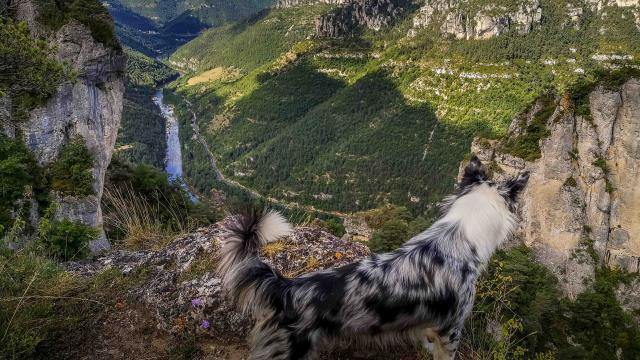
[153,89,198,202]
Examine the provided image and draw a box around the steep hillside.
[168,0,640,216]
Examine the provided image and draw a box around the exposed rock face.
[7,2,125,252]
[412,0,542,39]
[343,214,373,242]
[460,78,640,298]
[314,0,408,37]
[66,223,370,338]
[411,0,640,39]
[277,0,349,8]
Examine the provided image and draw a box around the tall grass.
[102,185,196,250]
[458,260,551,360]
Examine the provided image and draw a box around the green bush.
[501,95,555,161]
[0,135,40,233]
[39,218,98,261]
[35,0,119,49]
[486,247,640,358]
[103,157,220,245]
[49,137,95,196]
[0,19,66,119]
[368,218,411,253]
[367,212,430,253]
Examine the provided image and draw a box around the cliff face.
[411,0,542,39]
[313,0,408,37]
[6,1,125,252]
[462,78,640,298]
[411,0,640,39]
[276,0,349,8]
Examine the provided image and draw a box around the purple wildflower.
[201,320,210,329]
[191,298,204,307]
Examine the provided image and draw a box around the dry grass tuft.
[262,241,287,257]
[103,185,197,251]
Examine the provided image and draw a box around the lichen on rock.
[66,222,370,338]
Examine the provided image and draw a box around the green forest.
[167,0,640,217]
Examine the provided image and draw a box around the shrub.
[502,95,555,161]
[102,185,194,250]
[325,218,346,237]
[368,218,410,253]
[39,218,98,261]
[103,158,219,249]
[35,0,119,49]
[49,137,95,196]
[0,135,38,232]
[0,19,66,119]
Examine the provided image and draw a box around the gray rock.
[314,0,406,38]
[66,223,371,336]
[277,0,348,8]
[412,0,542,40]
[7,1,125,252]
[458,78,640,299]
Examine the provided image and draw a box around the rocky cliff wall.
[314,0,408,37]
[461,78,640,298]
[411,0,640,39]
[277,0,349,8]
[5,2,125,252]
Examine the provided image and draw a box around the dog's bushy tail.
[217,208,292,316]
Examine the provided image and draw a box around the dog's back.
[217,157,530,360]
[218,211,480,360]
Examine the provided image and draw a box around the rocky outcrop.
[411,0,640,39]
[314,0,408,37]
[66,223,370,337]
[411,0,542,39]
[460,78,640,298]
[277,0,349,8]
[5,2,125,252]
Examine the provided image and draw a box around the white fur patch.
[442,183,514,262]
[257,210,293,244]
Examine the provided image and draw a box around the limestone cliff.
[276,0,349,8]
[411,0,639,39]
[2,1,125,252]
[313,0,409,37]
[461,78,640,298]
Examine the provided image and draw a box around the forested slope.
[168,0,640,215]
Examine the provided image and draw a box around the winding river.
[153,89,198,202]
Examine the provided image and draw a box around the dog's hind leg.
[421,328,438,355]
[432,327,462,360]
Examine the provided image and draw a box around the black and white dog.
[217,156,529,360]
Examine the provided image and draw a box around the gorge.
[3,0,640,358]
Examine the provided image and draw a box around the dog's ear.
[460,155,487,188]
[505,171,530,201]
